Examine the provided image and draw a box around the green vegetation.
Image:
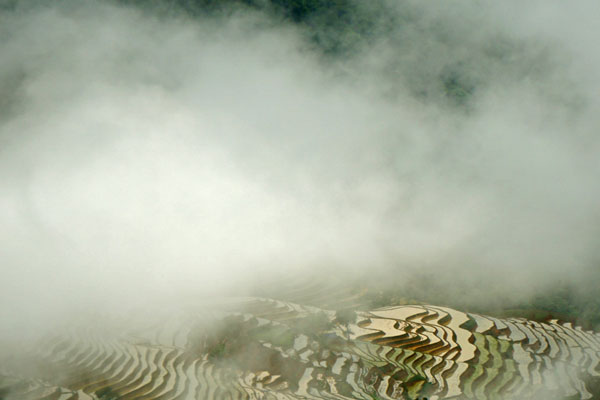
[291,311,334,336]
[442,70,475,106]
[96,387,120,400]
[194,316,249,361]
[115,0,385,55]
[334,308,357,340]
[459,316,477,331]
[113,0,594,114]
[505,282,600,330]
[358,267,600,331]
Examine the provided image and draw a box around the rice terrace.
[1,0,600,399]
[4,281,600,399]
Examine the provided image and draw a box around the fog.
[1,0,599,352]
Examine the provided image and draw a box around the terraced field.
[2,290,600,400]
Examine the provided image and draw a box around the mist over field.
[1,0,599,363]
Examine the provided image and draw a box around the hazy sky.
[1,0,599,344]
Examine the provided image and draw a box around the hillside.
[2,284,600,399]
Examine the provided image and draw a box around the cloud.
[0,0,599,346]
